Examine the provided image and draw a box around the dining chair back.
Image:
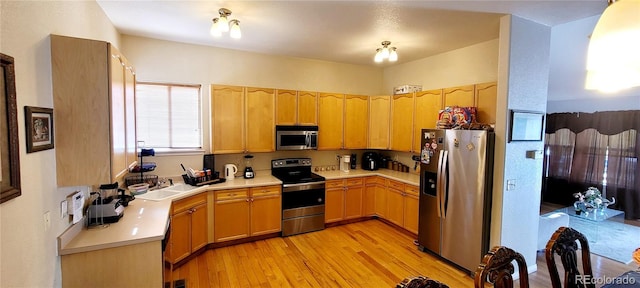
[474,246,530,288]
[545,226,595,288]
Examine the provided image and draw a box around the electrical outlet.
[43,211,51,231]
[506,179,516,191]
[61,200,68,219]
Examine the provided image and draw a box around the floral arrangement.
[573,186,615,214]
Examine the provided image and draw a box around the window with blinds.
[135,83,202,151]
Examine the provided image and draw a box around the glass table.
[552,207,625,243]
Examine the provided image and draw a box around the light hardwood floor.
[171,219,636,288]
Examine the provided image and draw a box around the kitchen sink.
[162,183,199,193]
[135,190,181,201]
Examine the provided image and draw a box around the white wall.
[547,15,640,112]
[491,15,550,273]
[0,1,119,287]
[383,39,499,93]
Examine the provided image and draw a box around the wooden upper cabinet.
[297,91,318,125]
[443,85,474,108]
[109,47,128,182]
[245,87,275,152]
[390,93,414,152]
[123,56,137,172]
[344,94,368,149]
[475,82,497,125]
[211,85,245,153]
[51,35,136,187]
[368,96,390,150]
[318,92,344,150]
[413,89,442,151]
[275,89,297,125]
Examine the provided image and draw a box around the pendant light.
[374,41,398,63]
[585,0,640,92]
[210,8,242,39]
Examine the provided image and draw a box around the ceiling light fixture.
[585,0,640,92]
[374,41,397,63]
[210,8,241,39]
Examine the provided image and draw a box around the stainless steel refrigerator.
[417,129,495,273]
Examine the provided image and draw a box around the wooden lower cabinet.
[250,186,282,236]
[403,185,420,234]
[169,193,208,264]
[385,180,419,234]
[344,178,364,219]
[365,176,387,217]
[214,186,281,242]
[325,178,364,223]
[325,180,345,223]
[386,186,405,227]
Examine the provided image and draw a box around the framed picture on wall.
[24,106,54,153]
[508,110,544,142]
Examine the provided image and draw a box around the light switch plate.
[61,200,68,219]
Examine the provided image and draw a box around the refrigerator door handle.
[441,150,449,219]
[436,149,444,218]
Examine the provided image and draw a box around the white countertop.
[57,171,417,255]
[316,168,419,186]
[58,175,283,256]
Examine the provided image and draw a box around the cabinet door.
[211,85,245,154]
[475,82,497,125]
[403,191,420,234]
[245,87,275,152]
[250,186,281,236]
[386,188,404,227]
[344,95,369,149]
[169,210,191,263]
[368,95,390,149]
[413,89,442,151]
[325,187,345,223]
[276,89,297,125]
[344,186,363,219]
[443,85,474,108]
[374,183,387,218]
[390,93,414,152]
[123,58,137,171]
[214,189,250,242]
[190,202,208,252]
[297,91,318,125]
[109,46,128,181]
[363,184,376,216]
[318,93,344,150]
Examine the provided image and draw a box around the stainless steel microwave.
[276,125,318,150]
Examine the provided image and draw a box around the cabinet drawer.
[215,189,248,202]
[173,193,207,214]
[326,179,345,189]
[345,177,363,187]
[251,185,281,198]
[365,176,385,185]
[404,185,419,196]
[387,180,405,191]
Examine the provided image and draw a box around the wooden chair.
[474,246,530,288]
[545,226,595,288]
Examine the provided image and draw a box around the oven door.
[282,181,325,209]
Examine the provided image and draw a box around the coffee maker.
[243,155,254,179]
[361,152,379,171]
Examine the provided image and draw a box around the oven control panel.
[272,158,312,168]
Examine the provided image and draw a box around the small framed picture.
[24,106,54,153]
[508,110,544,142]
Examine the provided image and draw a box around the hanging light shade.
[210,18,222,37]
[229,20,242,39]
[218,8,231,32]
[388,47,398,62]
[585,0,640,92]
[380,41,391,59]
[374,48,383,63]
